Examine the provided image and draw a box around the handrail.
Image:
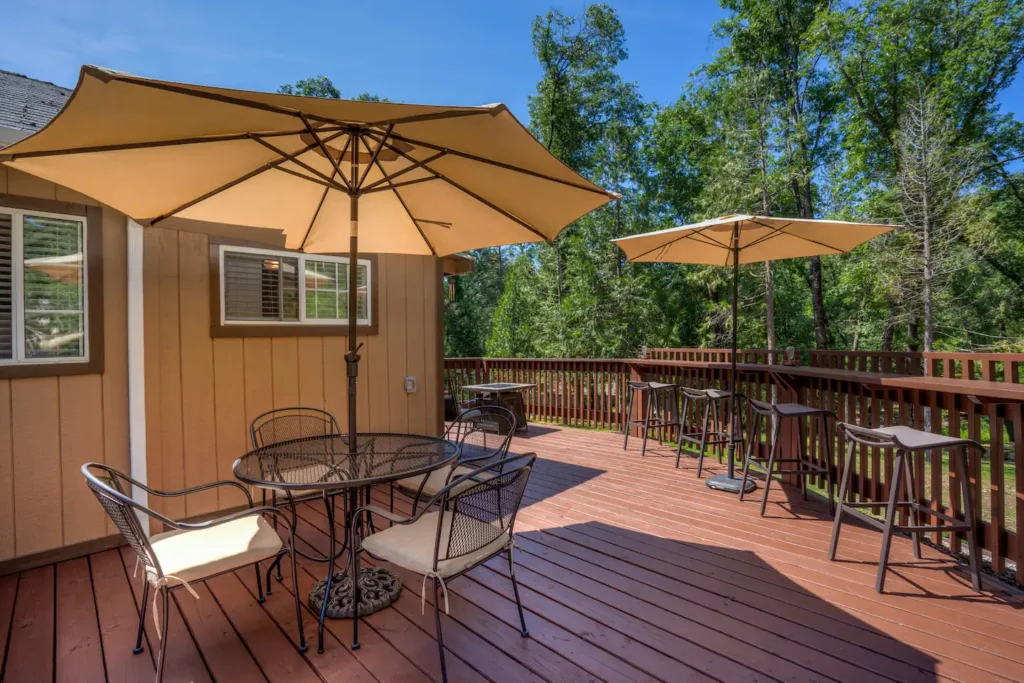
[445,352,1024,583]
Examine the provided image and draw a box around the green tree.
[486,256,540,357]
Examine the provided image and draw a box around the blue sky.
[2,0,1022,125]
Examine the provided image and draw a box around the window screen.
[0,213,11,360]
[22,214,86,359]
[305,259,368,321]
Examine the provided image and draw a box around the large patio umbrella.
[612,214,894,493]
[1,65,617,456]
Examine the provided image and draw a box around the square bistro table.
[461,382,536,431]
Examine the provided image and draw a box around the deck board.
[7,423,1024,682]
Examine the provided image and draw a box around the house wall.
[141,225,444,521]
[0,164,444,564]
[0,167,130,561]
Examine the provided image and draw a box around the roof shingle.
[0,70,71,134]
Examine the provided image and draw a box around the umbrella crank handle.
[345,343,364,377]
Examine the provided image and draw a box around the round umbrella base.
[308,567,402,618]
[706,473,757,494]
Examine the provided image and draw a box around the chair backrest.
[250,407,341,448]
[445,405,516,465]
[82,463,164,579]
[434,452,536,568]
[445,372,463,399]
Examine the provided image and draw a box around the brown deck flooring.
[3,424,1024,682]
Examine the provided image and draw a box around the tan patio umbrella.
[612,214,894,493]
[1,65,617,456]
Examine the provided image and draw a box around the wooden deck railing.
[446,351,1024,582]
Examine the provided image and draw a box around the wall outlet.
[404,376,417,394]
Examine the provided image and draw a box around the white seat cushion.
[395,465,495,499]
[147,515,283,587]
[361,511,510,578]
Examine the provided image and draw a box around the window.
[0,206,88,365]
[218,245,372,328]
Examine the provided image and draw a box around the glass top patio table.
[233,432,459,655]
[233,432,459,491]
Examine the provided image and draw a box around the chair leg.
[507,548,529,636]
[759,417,782,516]
[711,400,723,463]
[640,391,653,458]
[265,556,283,596]
[155,589,170,683]
[954,448,983,592]
[255,562,265,603]
[351,524,361,650]
[134,580,150,654]
[902,452,922,560]
[434,578,449,683]
[876,452,905,593]
[821,416,835,516]
[739,412,761,502]
[797,417,808,502]
[696,402,712,478]
[623,389,634,450]
[829,440,856,560]
[675,395,691,467]
[289,544,308,652]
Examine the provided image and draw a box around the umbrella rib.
[357,127,392,190]
[273,165,347,191]
[372,156,438,257]
[627,225,729,261]
[745,217,846,254]
[90,69,360,129]
[363,108,499,129]
[149,129,347,224]
[362,176,439,194]
[742,221,793,250]
[0,128,324,161]
[300,114,352,191]
[374,137,552,243]
[299,176,335,252]
[360,151,446,193]
[369,130,616,199]
[250,135,349,192]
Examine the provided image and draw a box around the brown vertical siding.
[142,227,444,518]
[0,169,129,561]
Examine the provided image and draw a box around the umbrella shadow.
[512,519,943,682]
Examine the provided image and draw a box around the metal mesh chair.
[82,463,306,683]
[352,452,536,683]
[394,405,517,513]
[250,407,343,510]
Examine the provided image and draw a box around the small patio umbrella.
[1,65,617,456]
[612,214,894,493]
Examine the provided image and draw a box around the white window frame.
[0,206,89,366]
[217,244,372,328]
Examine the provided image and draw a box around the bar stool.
[674,387,743,477]
[738,398,834,516]
[830,423,983,593]
[623,381,680,458]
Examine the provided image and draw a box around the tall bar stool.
[674,387,743,477]
[830,423,983,593]
[738,398,834,516]
[623,381,681,457]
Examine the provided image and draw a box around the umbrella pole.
[346,135,361,457]
[707,221,755,493]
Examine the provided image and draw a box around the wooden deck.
[3,424,1024,682]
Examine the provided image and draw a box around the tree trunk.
[881,298,899,351]
[809,256,828,349]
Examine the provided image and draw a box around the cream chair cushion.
[147,515,282,587]
[395,466,496,500]
[361,511,510,578]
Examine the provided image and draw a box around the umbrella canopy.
[2,65,617,461]
[612,214,893,265]
[613,214,896,492]
[1,65,616,257]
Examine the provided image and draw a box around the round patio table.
[234,432,459,654]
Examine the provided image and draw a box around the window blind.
[223,251,299,321]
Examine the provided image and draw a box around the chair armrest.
[175,505,292,533]
[351,503,425,531]
[148,480,254,507]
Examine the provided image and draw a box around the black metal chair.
[394,405,517,513]
[352,452,537,683]
[623,381,681,457]
[674,386,745,477]
[830,423,983,593]
[82,463,306,683]
[250,407,344,505]
[738,398,835,516]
